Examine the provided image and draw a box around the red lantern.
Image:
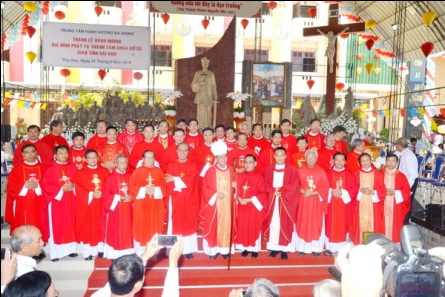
[98,69,107,81]
[335,82,345,91]
[202,18,210,30]
[421,42,434,57]
[308,7,317,18]
[60,68,71,78]
[365,39,374,51]
[356,54,363,60]
[161,13,170,25]
[241,19,249,30]
[42,7,49,15]
[374,54,380,59]
[340,33,349,39]
[268,1,277,10]
[26,26,36,38]
[133,72,143,81]
[306,79,315,90]
[55,11,66,20]
[94,6,103,17]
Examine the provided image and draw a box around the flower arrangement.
[160,90,182,116]
[227,91,251,119]
[295,111,359,136]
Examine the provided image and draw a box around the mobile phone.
[157,235,178,247]
[1,248,7,260]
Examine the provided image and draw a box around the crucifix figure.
[304,4,365,115]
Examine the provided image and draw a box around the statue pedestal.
[165,115,178,133]
[233,117,246,133]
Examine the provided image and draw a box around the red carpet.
[84,243,335,297]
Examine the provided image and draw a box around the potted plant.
[164,104,177,116]
[233,106,245,119]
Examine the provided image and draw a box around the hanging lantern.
[133,72,143,81]
[55,11,66,20]
[357,36,363,44]
[356,67,363,75]
[374,68,381,76]
[365,19,376,29]
[42,7,49,15]
[25,51,37,63]
[308,7,317,18]
[422,11,436,27]
[374,53,380,59]
[94,6,103,17]
[241,19,249,30]
[340,33,349,39]
[161,13,170,25]
[306,79,315,90]
[356,53,363,60]
[410,117,422,127]
[202,17,210,30]
[60,68,71,78]
[26,26,36,38]
[421,42,434,57]
[24,2,37,12]
[335,82,345,91]
[365,63,375,74]
[98,69,107,80]
[268,1,277,10]
[365,39,375,51]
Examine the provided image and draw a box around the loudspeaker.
[426,204,445,229]
[1,125,11,142]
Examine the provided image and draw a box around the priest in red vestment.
[194,128,216,204]
[154,120,174,149]
[345,139,366,172]
[184,119,204,149]
[69,131,86,170]
[333,125,349,154]
[6,144,46,235]
[248,123,270,156]
[200,141,236,259]
[13,125,54,167]
[350,153,386,244]
[96,126,129,172]
[227,133,255,176]
[280,119,298,157]
[117,119,144,154]
[129,150,166,255]
[235,154,266,258]
[383,153,411,243]
[317,134,339,172]
[129,125,164,171]
[41,145,78,261]
[295,149,330,257]
[324,152,358,255]
[165,143,199,259]
[213,124,226,142]
[224,127,238,151]
[263,147,300,260]
[86,120,107,150]
[75,149,110,260]
[304,119,325,150]
[258,130,284,173]
[41,120,69,149]
[291,136,308,168]
[161,128,196,172]
[102,155,134,259]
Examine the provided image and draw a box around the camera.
[365,225,444,297]
[156,235,178,247]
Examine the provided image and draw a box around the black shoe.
[85,255,93,261]
[241,250,250,257]
[251,252,258,258]
[51,258,59,262]
[324,250,332,257]
[68,253,78,258]
[281,252,288,260]
[209,254,218,260]
[269,251,279,258]
[98,252,104,258]
[37,251,46,259]
[312,252,320,258]
[222,254,229,260]
[184,253,194,259]
[299,252,306,256]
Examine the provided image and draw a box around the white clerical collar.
[226,138,236,143]
[283,133,290,137]
[386,168,397,173]
[271,144,280,149]
[353,150,362,154]
[216,164,227,170]
[56,160,67,165]
[72,146,84,151]
[98,134,106,138]
[159,133,168,139]
[24,160,38,165]
[253,135,264,140]
[189,132,199,137]
[29,139,39,143]
[88,165,98,169]
[116,169,126,174]
[325,147,334,150]
[144,139,154,143]
[107,141,117,144]
[238,146,248,149]
[362,167,372,172]
[308,131,319,136]
[127,131,135,135]
[333,167,345,172]
[205,142,213,147]
[276,164,285,169]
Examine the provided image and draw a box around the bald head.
[395,138,409,152]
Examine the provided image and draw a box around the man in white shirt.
[409,137,427,156]
[434,133,443,146]
[10,225,44,278]
[394,138,419,189]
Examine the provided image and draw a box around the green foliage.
[380,127,389,140]
[233,106,244,113]
[164,105,177,111]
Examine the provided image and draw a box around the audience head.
[3,271,58,297]
[313,279,341,297]
[395,138,409,152]
[108,254,145,296]
[244,278,280,297]
[11,225,43,257]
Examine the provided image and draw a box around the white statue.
[317,27,349,73]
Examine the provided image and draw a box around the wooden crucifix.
[303,4,365,115]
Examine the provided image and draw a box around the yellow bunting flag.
[384,110,390,116]
[41,103,47,110]
[17,100,26,108]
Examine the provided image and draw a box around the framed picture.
[251,63,286,107]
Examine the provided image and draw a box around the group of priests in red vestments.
[5,117,413,262]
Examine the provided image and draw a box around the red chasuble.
[383,170,411,243]
[74,166,110,244]
[6,161,46,234]
[325,168,358,243]
[334,139,349,155]
[41,133,69,149]
[13,140,54,167]
[345,150,362,172]
[96,142,129,169]
[129,166,166,245]
[69,146,86,170]
[263,164,300,246]
[185,132,204,149]
[227,146,256,174]
[165,159,199,236]
[235,170,267,248]
[296,165,330,242]
[350,168,386,244]
[281,134,298,157]
[86,133,107,150]
[161,144,196,172]
[317,147,338,172]
[248,136,270,156]
[304,131,325,150]
[129,140,164,171]
[117,130,144,152]
[154,133,174,149]
[224,138,238,152]
[102,170,133,251]
[199,165,235,248]
[291,150,307,168]
[41,162,77,243]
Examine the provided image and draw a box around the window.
[95,1,122,8]
[196,47,211,56]
[152,45,171,67]
[292,51,315,72]
[262,3,270,16]
[244,49,269,62]
[293,3,317,19]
